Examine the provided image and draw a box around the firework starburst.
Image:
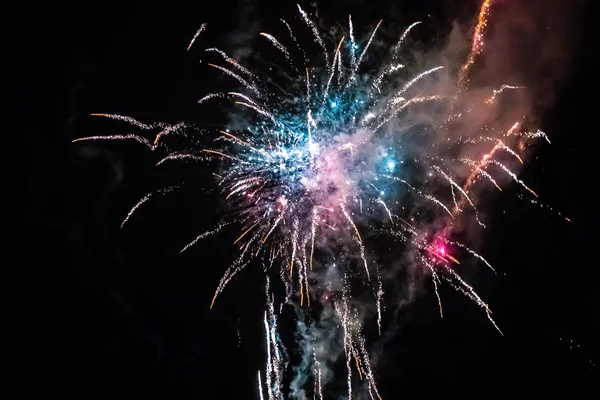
[74,2,560,398]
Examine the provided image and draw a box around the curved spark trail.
[74,1,561,398]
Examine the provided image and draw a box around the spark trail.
[74,1,559,398]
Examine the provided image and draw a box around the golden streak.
[289,257,295,277]
[261,218,281,244]
[336,35,345,51]
[354,354,363,380]
[154,131,164,145]
[261,231,273,244]
[458,0,494,89]
[506,121,520,136]
[202,148,240,161]
[353,226,362,242]
[219,130,260,153]
[220,130,246,144]
[233,222,260,245]
[448,255,460,265]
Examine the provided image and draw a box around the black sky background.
[18,0,598,398]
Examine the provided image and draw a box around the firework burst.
[74,1,562,398]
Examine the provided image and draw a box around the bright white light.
[309,142,320,154]
[362,112,375,122]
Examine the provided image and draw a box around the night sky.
[19,0,598,398]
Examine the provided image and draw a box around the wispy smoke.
[289,305,344,400]
[281,0,583,396]
[74,1,584,398]
[364,0,583,382]
[230,0,262,61]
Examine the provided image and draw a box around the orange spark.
[336,35,345,52]
[233,222,260,245]
[354,354,363,380]
[448,255,461,265]
[202,148,241,161]
[220,130,248,145]
[506,122,520,136]
[154,131,164,145]
[458,0,494,89]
